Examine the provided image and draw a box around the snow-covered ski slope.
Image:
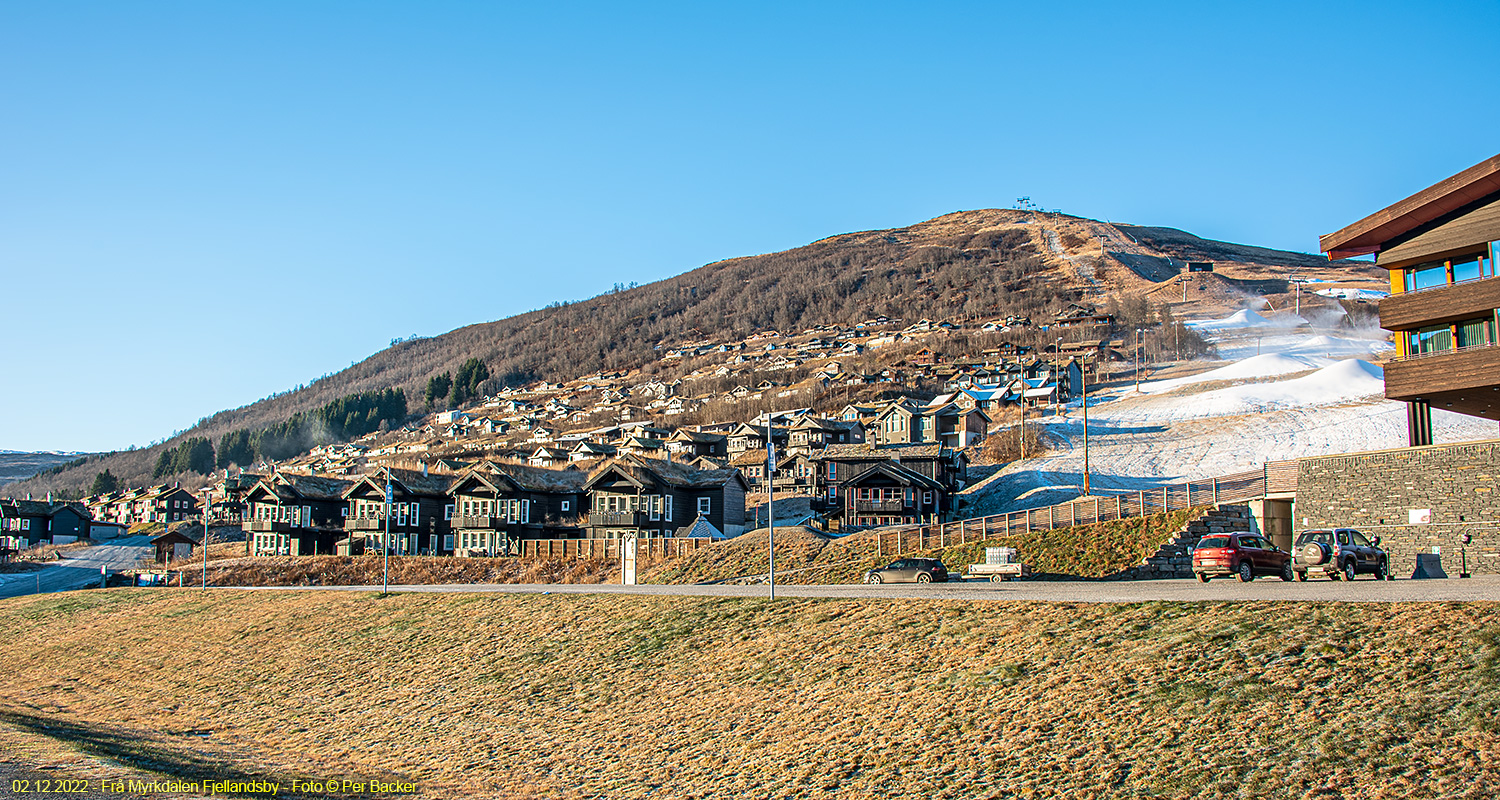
[964,318,1497,515]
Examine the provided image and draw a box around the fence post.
[1094,497,1099,523]
[1116,495,1122,520]
[1212,478,1219,505]
[1164,486,1169,511]
[1139,490,1146,515]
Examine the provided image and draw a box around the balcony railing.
[1389,341,1499,363]
[452,515,510,530]
[244,520,291,533]
[344,516,424,531]
[853,500,910,513]
[587,510,653,527]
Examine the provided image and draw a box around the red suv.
[1193,532,1293,583]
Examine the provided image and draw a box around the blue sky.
[3,1,1497,453]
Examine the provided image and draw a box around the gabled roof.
[341,467,453,499]
[817,442,947,460]
[452,461,586,495]
[842,460,945,490]
[584,454,747,493]
[675,515,725,540]
[1320,153,1500,259]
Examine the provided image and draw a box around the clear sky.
[3,1,1497,453]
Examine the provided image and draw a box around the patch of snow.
[1186,309,1308,332]
[1137,353,1332,395]
[1315,287,1389,300]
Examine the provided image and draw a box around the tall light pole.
[1081,357,1091,496]
[383,477,393,595]
[1134,328,1143,391]
[200,485,211,591]
[766,415,775,600]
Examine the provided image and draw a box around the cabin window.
[561,500,571,512]
[650,495,661,521]
[444,504,454,520]
[1408,324,1452,354]
[924,491,934,505]
[664,496,672,522]
[521,500,530,523]
[698,497,712,516]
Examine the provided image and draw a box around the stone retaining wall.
[1112,505,1251,580]
[1296,440,1500,576]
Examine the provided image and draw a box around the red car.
[1192,532,1293,583]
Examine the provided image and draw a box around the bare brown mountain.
[7,210,1381,497]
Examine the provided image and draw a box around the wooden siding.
[1376,193,1500,269]
[1379,277,1500,330]
[1383,347,1500,418]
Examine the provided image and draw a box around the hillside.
[1,591,1496,799]
[7,209,1381,497]
[0,451,94,486]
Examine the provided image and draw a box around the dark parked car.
[1292,528,1388,581]
[1192,532,1292,583]
[863,558,950,584]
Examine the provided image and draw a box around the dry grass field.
[2,590,1498,799]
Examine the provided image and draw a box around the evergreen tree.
[90,469,119,495]
[425,372,453,409]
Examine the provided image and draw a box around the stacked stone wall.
[1114,505,1250,580]
[1295,440,1500,576]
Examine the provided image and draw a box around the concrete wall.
[1296,440,1500,576]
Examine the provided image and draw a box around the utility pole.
[1134,328,1143,392]
[1081,358,1091,496]
[766,415,775,599]
[201,485,211,591]
[383,477,393,595]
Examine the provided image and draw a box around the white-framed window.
[561,500,571,512]
[664,496,672,522]
[21,519,31,531]
[697,497,711,516]
[444,504,454,520]
[650,495,661,521]
[923,491,933,505]
[341,506,348,517]
[521,499,530,524]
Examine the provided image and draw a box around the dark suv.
[1293,528,1388,581]
[1192,532,1292,583]
[863,558,950,584]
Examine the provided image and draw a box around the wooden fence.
[517,537,712,561]
[874,460,1299,557]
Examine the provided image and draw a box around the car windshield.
[1298,530,1332,545]
[1198,536,1230,548]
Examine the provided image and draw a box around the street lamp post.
[201,486,211,591]
[383,478,393,595]
[766,415,776,600]
[1081,357,1091,496]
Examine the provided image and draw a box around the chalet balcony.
[1383,343,1500,418]
[451,515,513,530]
[344,515,423,531]
[587,510,653,527]
[1379,277,1500,330]
[853,500,910,513]
[244,520,291,533]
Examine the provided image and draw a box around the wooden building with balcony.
[582,455,748,540]
[341,467,454,555]
[242,473,355,556]
[839,462,946,530]
[813,442,967,530]
[1321,153,1500,444]
[447,461,586,556]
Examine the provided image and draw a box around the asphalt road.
[220,573,1500,602]
[0,536,153,599]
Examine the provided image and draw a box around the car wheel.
[1280,562,1294,582]
[1195,572,1210,583]
[1342,560,1356,582]
[1237,562,1254,583]
[1294,570,1307,582]
[916,573,932,583]
[989,574,1005,583]
[1375,559,1388,581]
[865,573,882,585]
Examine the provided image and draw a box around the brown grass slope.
[648,507,1207,585]
[11,208,1379,499]
[1,591,1498,799]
